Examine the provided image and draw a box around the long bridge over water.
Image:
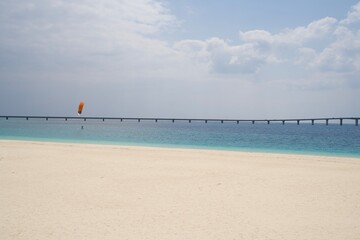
[1,116,359,126]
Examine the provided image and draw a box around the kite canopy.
[78,101,85,115]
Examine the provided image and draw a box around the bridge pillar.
[340,119,343,126]
[267,120,270,124]
[312,120,314,125]
[172,119,175,123]
[138,119,140,122]
[65,118,67,121]
[84,118,86,121]
[155,119,158,123]
[282,120,285,125]
[205,120,208,123]
[120,119,123,122]
[237,120,239,124]
[297,120,300,125]
[189,120,191,123]
[356,119,359,126]
[221,120,224,124]
[26,117,28,120]
[326,119,329,125]
[6,117,8,120]
[103,118,105,122]
[252,120,255,124]
[46,117,48,121]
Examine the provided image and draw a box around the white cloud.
[0,0,178,78]
[174,3,360,85]
[305,25,360,73]
[239,17,337,45]
[1,0,360,86]
[173,39,208,60]
[205,38,269,74]
[173,16,342,76]
[174,37,279,75]
[1,0,359,117]
[340,1,360,25]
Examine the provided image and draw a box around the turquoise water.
[0,118,359,157]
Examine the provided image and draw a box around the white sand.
[1,140,360,240]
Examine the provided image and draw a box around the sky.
[0,0,359,119]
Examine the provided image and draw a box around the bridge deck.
[0,116,359,126]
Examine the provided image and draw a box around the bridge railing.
[0,116,359,126]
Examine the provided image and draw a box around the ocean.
[0,118,359,157]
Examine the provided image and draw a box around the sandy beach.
[0,140,360,240]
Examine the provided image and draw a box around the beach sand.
[1,140,360,240]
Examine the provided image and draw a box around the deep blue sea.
[0,118,359,157]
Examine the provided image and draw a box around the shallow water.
[0,118,359,157]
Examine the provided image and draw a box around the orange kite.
[78,101,85,115]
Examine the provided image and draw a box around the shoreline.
[1,139,359,164]
[1,137,360,159]
[1,140,360,239]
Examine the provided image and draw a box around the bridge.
[0,116,359,126]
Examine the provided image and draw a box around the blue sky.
[166,0,358,40]
[0,0,359,118]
